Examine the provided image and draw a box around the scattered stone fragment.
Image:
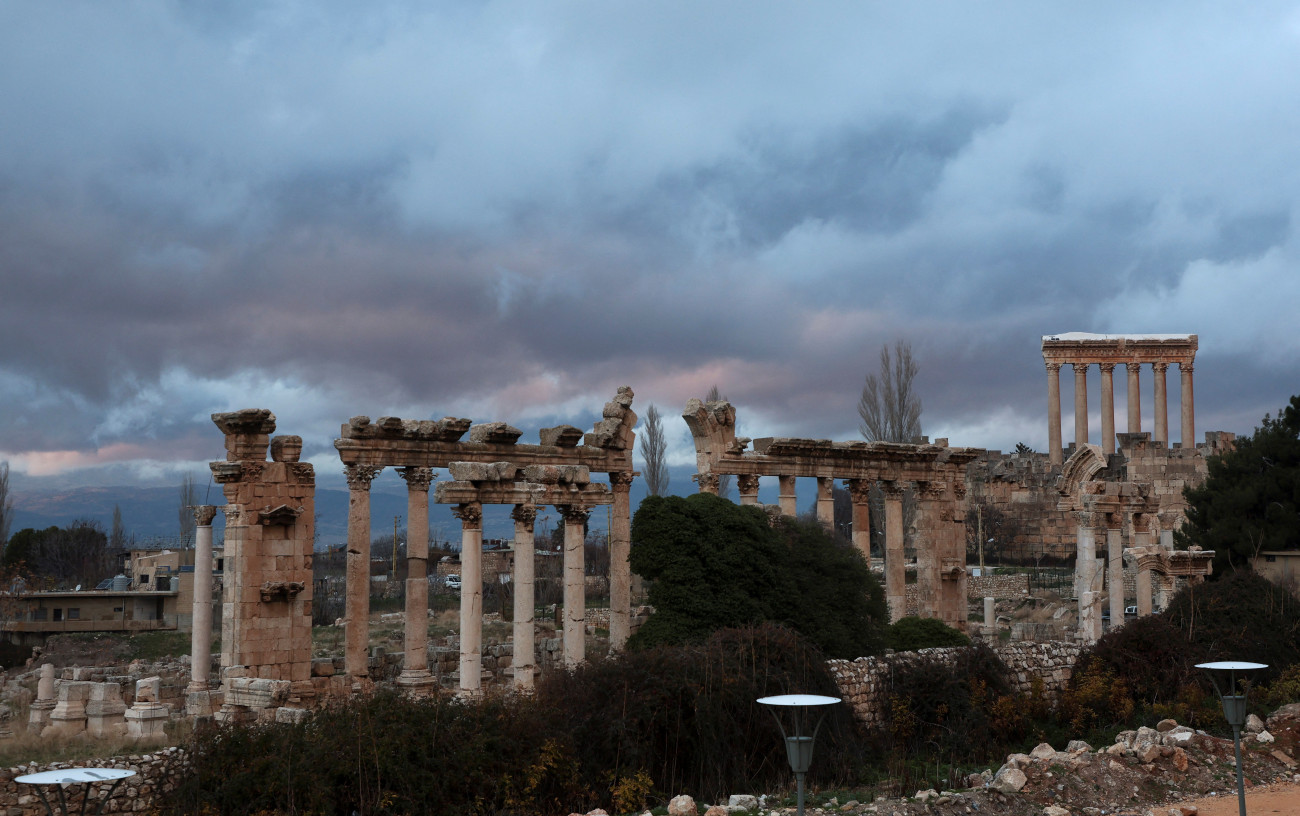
[668,794,698,816]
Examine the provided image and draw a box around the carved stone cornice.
[608,471,636,491]
[288,463,315,484]
[192,505,218,527]
[736,474,761,494]
[258,504,304,526]
[511,504,538,526]
[558,504,591,525]
[210,462,243,484]
[398,466,435,493]
[344,464,383,491]
[241,462,266,482]
[452,503,482,529]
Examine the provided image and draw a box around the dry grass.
[0,718,186,769]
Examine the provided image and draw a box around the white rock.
[727,794,757,812]
[1256,730,1275,744]
[914,788,938,801]
[1043,806,1071,816]
[668,795,698,816]
[993,766,1028,793]
[1031,742,1057,760]
[1246,713,1265,734]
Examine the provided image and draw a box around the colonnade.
[1042,334,1198,465]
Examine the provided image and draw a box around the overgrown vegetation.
[886,616,970,652]
[628,494,888,658]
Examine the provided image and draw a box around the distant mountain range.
[7,465,762,549]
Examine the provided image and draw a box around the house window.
[67,608,80,620]
[1267,555,1278,563]
[112,607,123,613]
[32,608,47,621]
[53,609,63,622]
[139,574,149,585]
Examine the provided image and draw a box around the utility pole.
[392,515,402,579]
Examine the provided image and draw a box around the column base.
[396,670,437,697]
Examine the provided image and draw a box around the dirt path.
[1171,781,1300,815]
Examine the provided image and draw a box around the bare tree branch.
[858,340,922,443]
[640,403,670,496]
[179,472,198,544]
[0,461,11,548]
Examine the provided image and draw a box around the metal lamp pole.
[1197,661,1267,816]
[757,694,841,816]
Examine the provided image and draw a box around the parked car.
[1125,605,1138,617]
[445,575,462,590]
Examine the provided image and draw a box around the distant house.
[0,543,224,647]
[1253,551,1300,593]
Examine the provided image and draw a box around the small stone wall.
[828,641,1082,727]
[0,749,183,815]
[967,573,1030,599]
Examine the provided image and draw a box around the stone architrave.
[396,467,435,696]
[453,502,484,695]
[608,471,634,652]
[882,482,907,623]
[511,504,538,689]
[559,503,591,668]
[188,505,218,696]
[28,663,56,731]
[343,463,382,682]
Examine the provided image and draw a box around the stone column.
[778,475,797,516]
[608,472,634,653]
[847,480,873,563]
[816,477,834,529]
[693,473,719,495]
[397,467,435,695]
[28,663,55,731]
[559,504,590,668]
[1099,363,1116,455]
[983,597,996,638]
[883,482,906,622]
[1153,362,1169,444]
[188,506,218,695]
[736,474,761,506]
[511,504,538,689]
[453,502,483,695]
[1126,362,1142,434]
[1107,519,1124,629]
[344,464,382,681]
[1073,362,1089,451]
[1047,362,1063,466]
[1075,513,1101,643]
[1134,515,1153,617]
[1180,362,1195,448]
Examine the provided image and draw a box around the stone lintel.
[434,481,613,507]
[334,438,632,474]
[1042,334,1197,366]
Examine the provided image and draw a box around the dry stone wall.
[828,641,1081,727]
[0,749,183,815]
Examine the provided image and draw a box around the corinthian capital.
[608,471,636,491]
[1098,362,1116,374]
[344,464,383,491]
[511,504,538,526]
[736,474,761,494]
[558,504,591,525]
[452,503,482,529]
[398,466,435,493]
[192,505,218,527]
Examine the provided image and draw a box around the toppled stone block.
[468,423,523,444]
[539,425,583,447]
[275,707,309,724]
[226,677,291,709]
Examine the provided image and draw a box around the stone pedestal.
[44,680,91,737]
[27,663,56,731]
[86,683,127,738]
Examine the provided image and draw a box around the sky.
[3,2,1300,497]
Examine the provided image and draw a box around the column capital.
[847,479,873,503]
[881,480,907,499]
[1180,362,1194,374]
[557,504,591,524]
[452,502,482,529]
[1072,361,1089,374]
[192,505,218,527]
[1046,361,1062,374]
[692,473,720,494]
[736,474,760,494]
[1098,362,1116,374]
[344,464,383,491]
[608,471,636,491]
[1152,361,1169,374]
[511,504,538,526]
[222,504,243,526]
[397,466,435,493]
[1074,510,1096,527]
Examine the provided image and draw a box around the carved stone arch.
[1058,444,1107,499]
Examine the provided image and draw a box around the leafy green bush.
[886,616,970,652]
[629,493,888,658]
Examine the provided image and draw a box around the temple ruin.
[683,398,981,628]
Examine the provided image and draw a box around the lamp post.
[757,694,840,816]
[1197,661,1267,816]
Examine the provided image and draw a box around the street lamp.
[757,694,840,816]
[1197,661,1267,816]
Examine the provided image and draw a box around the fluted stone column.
[511,504,538,689]
[608,472,634,653]
[1073,362,1089,450]
[1099,363,1116,455]
[736,474,761,506]
[188,505,218,695]
[1047,362,1063,466]
[1153,362,1169,444]
[778,475,797,517]
[344,464,382,681]
[453,502,483,695]
[883,482,906,623]
[1107,521,1124,629]
[816,477,834,529]
[397,467,435,695]
[1127,362,1142,434]
[1180,362,1195,448]
[559,504,590,668]
[847,480,872,563]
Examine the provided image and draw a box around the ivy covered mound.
[627,492,889,659]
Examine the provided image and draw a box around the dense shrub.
[629,493,888,658]
[535,622,866,807]
[886,616,971,652]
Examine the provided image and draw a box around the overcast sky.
[3,2,1299,494]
